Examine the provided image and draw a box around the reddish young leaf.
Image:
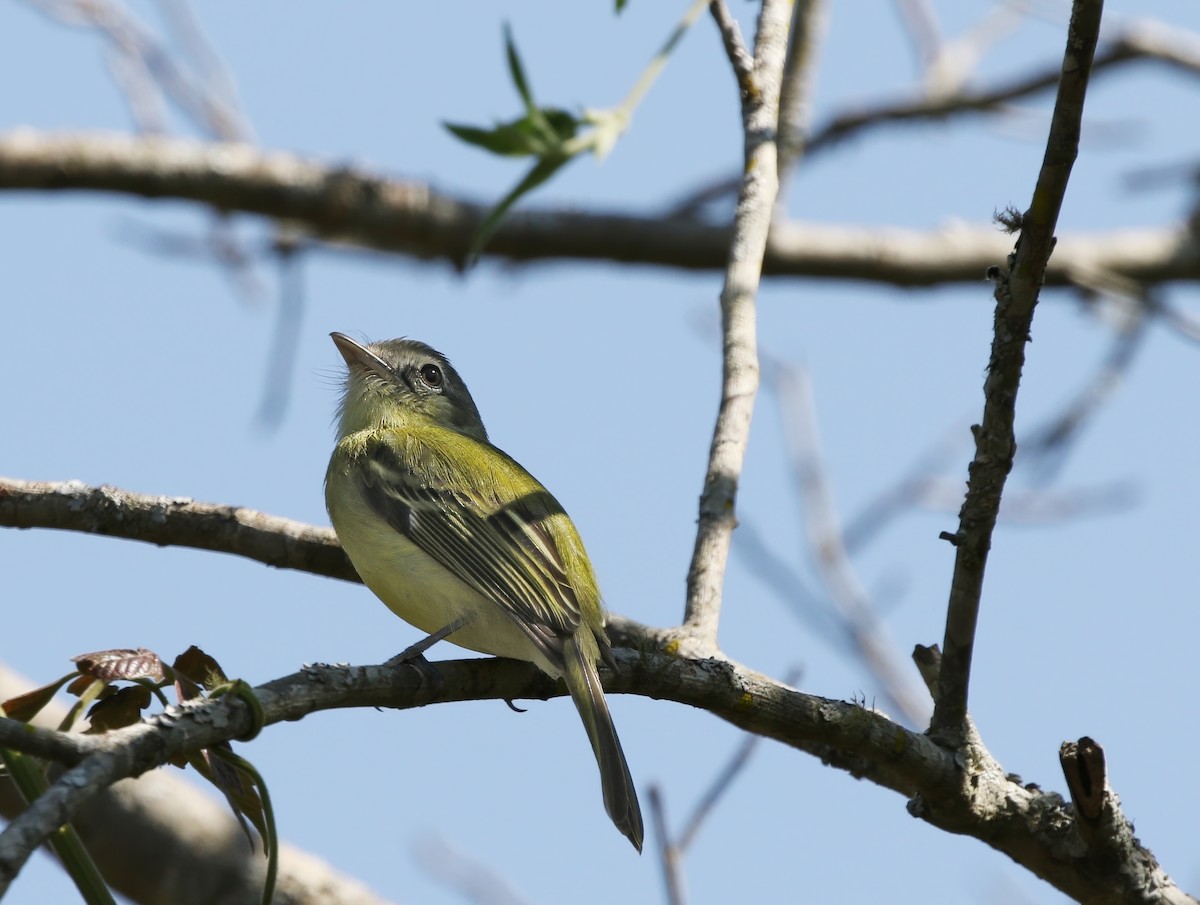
[0,673,77,723]
[85,685,153,733]
[72,648,165,683]
[190,744,268,847]
[66,675,96,697]
[172,646,229,694]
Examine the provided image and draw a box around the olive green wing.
[355,428,593,665]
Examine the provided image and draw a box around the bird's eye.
[420,364,444,388]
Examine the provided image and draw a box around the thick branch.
[0,477,357,582]
[1,478,1194,901]
[2,130,1198,286]
[932,0,1103,741]
[0,652,1192,903]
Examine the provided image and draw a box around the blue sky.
[3,2,1199,903]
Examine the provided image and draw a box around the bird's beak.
[331,332,393,382]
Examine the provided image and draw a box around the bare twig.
[1021,302,1148,481]
[707,2,754,91]
[673,16,1200,212]
[412,836,534,905]
[21,0,252,141]
[931,0,1104,743]
[776,0,828,184]
[916,0,1028,97]
[681,0,791,653]
[676,665,802,852]
[255,240,306,428]
[734,521,841,643]
[648,786,686,905]
[908,477,1137,523]
[806,18,1200,158]
[154,0,250,138]
[647,668,801,901]
[776,367,929,726]
[841,421,969,553]
[893,0,942,71]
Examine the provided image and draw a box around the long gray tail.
[563,636,644,852]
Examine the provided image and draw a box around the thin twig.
[777,367,929,726]
[676,666,800,852]
[22,0,252,141]
[775,0,828,185]
[893,0,942,71]
[255,240,306,428]
[647,786,686,905]
[153,0,253,140]
[1021,303,1148,482]
[681,0,791,653]
[670,16,1200,213]
[707,2,754,91]
[807,18,1200,157]
[930,0,1105,743]
[915,0,1028,97]
[412,836,533,905]
[841,420,969,553]
[733,521,841,644]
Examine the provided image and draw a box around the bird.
[324,332,643,852]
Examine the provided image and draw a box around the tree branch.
[775,0,827,178]
[0,477,357,582]
[0,665,393,905]
[1,476,1194,901]
[804,19,1200,157]
[931,0,1103,741]
[0,649,1192,903]
[680,0,790,652]
[2,130,1198,286]
[775,366,930,726]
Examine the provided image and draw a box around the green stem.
[618,0,711,117]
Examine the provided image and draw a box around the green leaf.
[542,108,580,143]
[445,109,579,159]
[467,156,570,264]
[615,0,629,11]
[503,24,536,114]
[444,121,540,157]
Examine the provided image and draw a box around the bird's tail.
[563,635,644,853]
